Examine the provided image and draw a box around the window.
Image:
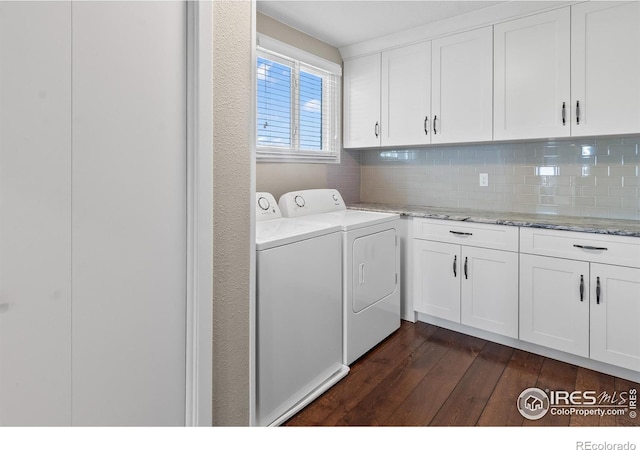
[256,35,341,162]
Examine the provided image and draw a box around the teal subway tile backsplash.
[359,135,640,220]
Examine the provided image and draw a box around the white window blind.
[256,35,341,163]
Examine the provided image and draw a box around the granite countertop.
[348,203,640,237]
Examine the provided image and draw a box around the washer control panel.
[279,189,346,218]
[256,192,282,221]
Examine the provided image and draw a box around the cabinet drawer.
[413,218,518,252]
[520,227,640,268]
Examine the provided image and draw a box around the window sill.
[256,151,340,164]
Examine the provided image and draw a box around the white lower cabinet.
[414,239,461,322]
[519,227,640,372]
[590,264,640,372]
[461,246,518,338]
[519,254,590,357]
[413,219,519,338]
[413,220,640,375]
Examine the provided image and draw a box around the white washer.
[279,189,401,365]
[255,192,349,426]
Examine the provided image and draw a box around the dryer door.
[352,229,397,313]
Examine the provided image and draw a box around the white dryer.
[254,192,348,426]
[279,189,401,365]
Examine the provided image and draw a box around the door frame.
[186,0,213,427]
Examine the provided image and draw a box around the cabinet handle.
[573,244,608,251]
[464,257,468,279]
[433,115,438,135]
[576,101,580,125]
[424,116,428,135]
[375,121,379,138]
[453,255,457,278]
[562,102,566,126]
[449,231,473,236]
[579,275,584,301]
[596,276,601,304]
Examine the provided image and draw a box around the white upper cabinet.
[344,42,430,149]
[431,26,493,144]
[571,1,640,136]
[343,53,381,148]
[343,2,640,148]
[381,41,431,147]
[493,8,571,140]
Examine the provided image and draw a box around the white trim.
[257,33,342,76]
[185,0,213,427]
[250,0,258,427]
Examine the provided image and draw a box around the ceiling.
[257,1,504,49]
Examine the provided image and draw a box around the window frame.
[256,34,341,163]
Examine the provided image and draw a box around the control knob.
[257,196,270,211]
[294,195,305,208]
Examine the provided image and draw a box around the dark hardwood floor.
[285,321,639,427]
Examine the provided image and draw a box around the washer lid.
[256,218,340,250]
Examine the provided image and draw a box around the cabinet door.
[571,2,640,136]
[461,247,518,338]
[432,27,493,144]
[519,254,589,357]
[413,240,460,322]
[381,41,431,146]
[343,53,381,148]
[590,264,640,372]
[0,1,72,426]
[494,8,571,140]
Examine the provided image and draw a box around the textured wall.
[255,13,361,204]
[212,0,252,426]
[361,135,640,220]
